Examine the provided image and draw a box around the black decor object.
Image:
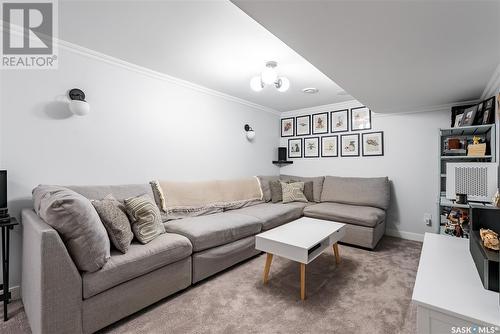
[469,206,499,293]
[278,147,287,161]
[0,170,6,209]
[1,217,18,321]
[68,88,86,101]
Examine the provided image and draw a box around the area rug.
[1,236,421,334]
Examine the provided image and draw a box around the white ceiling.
[59,0,353,112]
[233,0,500,113]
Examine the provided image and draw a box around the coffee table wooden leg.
[300,263,306,300]
[333,243,341,264]
[263,253,273,284]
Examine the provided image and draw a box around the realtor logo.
[1,0,58,69]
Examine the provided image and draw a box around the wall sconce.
[244,124,255,140]
[68,88,90,116]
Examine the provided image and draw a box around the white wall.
[279,100,450,240]
[0,44,279,288]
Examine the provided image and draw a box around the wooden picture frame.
[303,137,320,158]
[350,106,372,131]
[330,109,349,133]
[281,117,295,137]
[312,112,328,134]
[321,135,338,157]
[295,115,311,136]
[362,131,384,156]
[288,138,303,158]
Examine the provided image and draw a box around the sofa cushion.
[280,175,325,202]
[68,184,155,201]
[303,202,386,228]
[92,199,134,253]
[256,175,280,202]
[164,212,262,252]
[82,233,192,299]
[33,185,111,272]
[320,176,390,210]
[231,203,304,230]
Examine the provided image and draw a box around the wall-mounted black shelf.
[272,160,293,167]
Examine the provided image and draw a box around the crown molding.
[280,99,481,118]
[55,39,281,116]
[481,63,500,100]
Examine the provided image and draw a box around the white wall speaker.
[446,162,498,202]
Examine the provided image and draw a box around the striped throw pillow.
[124,195,165,244]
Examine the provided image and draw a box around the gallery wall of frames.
[281,107,384,158]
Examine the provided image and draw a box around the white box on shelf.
[446,162,498,202]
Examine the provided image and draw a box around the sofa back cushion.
[68,184,154,201]
[320,176,390,210]
[33,185,111,272]
[279,175,325,202]
[256,175,280,202]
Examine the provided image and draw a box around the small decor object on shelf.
[330,109,349,132]
[288,138,302,158]
[340,134,360,157]
[467,136,486,156]
[321,136,338,157]
[295,115,311,136]
[362,131,384,156]
[350,106,371,131]
[442,207,470,238]
[456,193,468,205]
[281,118,294,137]
[458,105,478,126]
[312,112,328,134]
[453,114,463,127]
[479,228,499,251]
[303,137,320,158]
[492,189,500,207]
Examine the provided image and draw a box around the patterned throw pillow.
[124,195,165,244]
[281,182,308,203]
[92,199,134,253]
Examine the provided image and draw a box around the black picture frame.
[303,137,320,158]
[295,115,311,136]
[321,135,338,157]
[281,117,295,137]
[312,112,329,134]
[482,107,494,125]
[340,133,360,157]
[451,104,475,127]
[459,105,478,127]
[362,131,384,157]
[288,138,303,158]
[350,106,372,131]
[330,109,349,133]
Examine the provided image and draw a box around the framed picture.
[362,131,384,156]
[303,137,320,158]
[482,107,494,125]
[321,136,338,157]
[288,138,302,158]
[475,102,485,124]
[281,118,294,137]
[295,115,311,136]
[330,109,349,133]
[451,104,475,127]
[340,134,360,157]
[454,114,464,127]
[485,96,494,109]
[312,112,328,134]
[350,106,372,131]
[459,105,478,126]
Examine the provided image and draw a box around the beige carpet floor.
[1,236,421,334]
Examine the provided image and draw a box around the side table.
[1,217,18,321]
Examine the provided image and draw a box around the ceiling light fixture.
[302,87,319,94]
[250,61,290,93]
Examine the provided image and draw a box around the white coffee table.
[255,217,346,300]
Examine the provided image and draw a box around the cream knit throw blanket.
[152,177,263,219]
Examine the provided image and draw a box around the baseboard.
[385,229,424,242]
[0,285,21,300]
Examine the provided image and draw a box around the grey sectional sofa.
[21,175,389,334]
